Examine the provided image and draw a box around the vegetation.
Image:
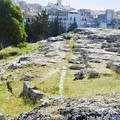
[49,17,65,37]
[26,12,66,42]
[0,43,38,61]
[30,72,60,95]
[0,81,34,118]
[63,68,120,97]
[68,18,77,32]
[0,0,26,47]
[30,10,50,41]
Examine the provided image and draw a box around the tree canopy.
[68,17,77,32]
[49,17,66,37]
[31,10,50,41]
[0,0,26,47]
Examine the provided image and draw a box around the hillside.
[0,28,120,120]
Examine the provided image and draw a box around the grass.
[63,69,120,98]
[0,43,40,63]
[66,40,74,49]
[0,81,34,118]
[30,71,61,95]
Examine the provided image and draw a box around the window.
[70,17,72,20]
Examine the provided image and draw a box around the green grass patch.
[63,69,120,97]
[0,43,39,62]
[0,81,34,118]
[30,72,61,95]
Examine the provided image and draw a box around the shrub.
[17,42,27,48]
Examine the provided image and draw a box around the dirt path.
[59,67,67,96]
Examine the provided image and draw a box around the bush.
[0,53,9,59]
[17,42,27,48]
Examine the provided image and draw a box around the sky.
[24,0,120,10]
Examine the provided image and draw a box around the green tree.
[25,19,33,42]
[49,17,65,37]
[68,17,77,32]
[0,0,26,47]
[31,10,50,41]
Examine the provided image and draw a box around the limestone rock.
[47,36,64,42]
[107,61,120,73]
[88,71,100,79]
[21,82,44,100]
[74,71,84,80]
[69,65,84,70]
[8,63,19,70]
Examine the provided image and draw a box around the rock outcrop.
[107,61,120,73]
[20,82,44,100]
[15,95,120,120]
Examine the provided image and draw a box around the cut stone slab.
[21,82,44,100]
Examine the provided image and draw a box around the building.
[11,0,119,30]
[46,0,74,31]
[67,10,80,30]
[105,9,114,25]
[57,0,61,6]
[78,9,94,28]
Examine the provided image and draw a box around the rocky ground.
[1,28,120,120]
[14,94,120,120]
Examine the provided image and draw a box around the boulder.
[107,61,120,73]
[69,66,84,70]
[0,113,7,120]
[21,82,44,100]
[18,56,29,63]
[105,47,118,52]
[8,63,19,70]
[88,71,100,79]
[106,35,120,43]
[101,42,111,49]
[74,71,84,80]
[47,36,64,42]
[40,45,54,54]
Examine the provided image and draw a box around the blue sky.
[25,0,120,10]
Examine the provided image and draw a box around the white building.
[78,9,93,28]
[57,0,61,6]
[46,0,75,31]
[99,22,107,28]
[67,10,80,30]
[105,9,114,24]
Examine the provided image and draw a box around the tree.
[49,17,65,37]
[0,0,26,47]
[25,19,32,42]
[68,17,77,32]
[31,10,50,41]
